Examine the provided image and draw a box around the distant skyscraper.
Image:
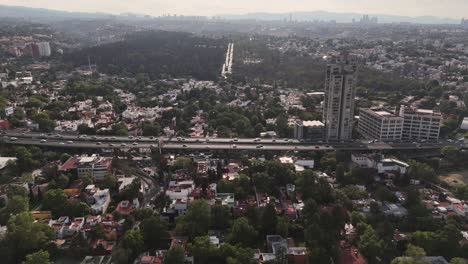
[323,53,357,141]
[37,42,51,57]
[462,18,468,27]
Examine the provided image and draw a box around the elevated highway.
[1,132,464,152]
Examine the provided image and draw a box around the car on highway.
[254,138,261,142]
[121,143,127,147]
[96,142,102,145]
[109,144,115,147]
[132,142,139,146]
[40,139,47,143]
[205,138,210,142]
[177,137,182,141]
[66,141,73,144]
[92,136,98,140]
[183,144,188,148]
[111,137,117,140]
[233,138,239,142]
[256,144,263,148]
[232,144,237,149]
[9,137,17,141]
[59,142,65,145]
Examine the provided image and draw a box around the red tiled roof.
[59,157,78,171]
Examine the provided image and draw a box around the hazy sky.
[0,0,466,18]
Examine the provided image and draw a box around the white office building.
[358,108,403,141]
[323,53,357,141]
[400,106,442,141]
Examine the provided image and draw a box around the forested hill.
[64,31,228,80]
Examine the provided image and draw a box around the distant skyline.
[0,0,466,19]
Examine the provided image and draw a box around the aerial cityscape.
[0,2,468,264]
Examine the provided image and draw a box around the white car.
[40,139,47,143]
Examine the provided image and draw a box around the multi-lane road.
[1,131,465,152]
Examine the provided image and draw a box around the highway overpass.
[0,132,464,152]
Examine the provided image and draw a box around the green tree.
[450,258,468,264]
[22,250,52,264]
[112,247,131,264]
[176,199,211,238]
[228,217,258,248]
[56,174,69,189]
[6,212,55,262]
[340,185,368,200]
[6,195,29,215]
[164,246,185,264]
[405,244,426,258]
[121,229,144,258]
[408,161,436,182]
[261,203,278,235]
[42,189,68,217]
[140,217,169,249]
[173,157,194,170]
[142,122,161,137]
[190,236,221,263]
[133,208,154,221]
[358,224,385,264]
[276,217,289,238]
[101,173,117,189]
[220,243,255,264]
[211,204,231,230]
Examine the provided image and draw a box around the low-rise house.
[214,193,235,208]
[84,185,111,215]
[377,159,409,175]
[66,217,85,237]
[166,180,195,200]
[168,199,189,216]
[81,255,113,264]
[381,202,408,218]
[351,154,409,175]
[115,199,139,215]
[91,239,115,255]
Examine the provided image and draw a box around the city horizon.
[0,1,467,21]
